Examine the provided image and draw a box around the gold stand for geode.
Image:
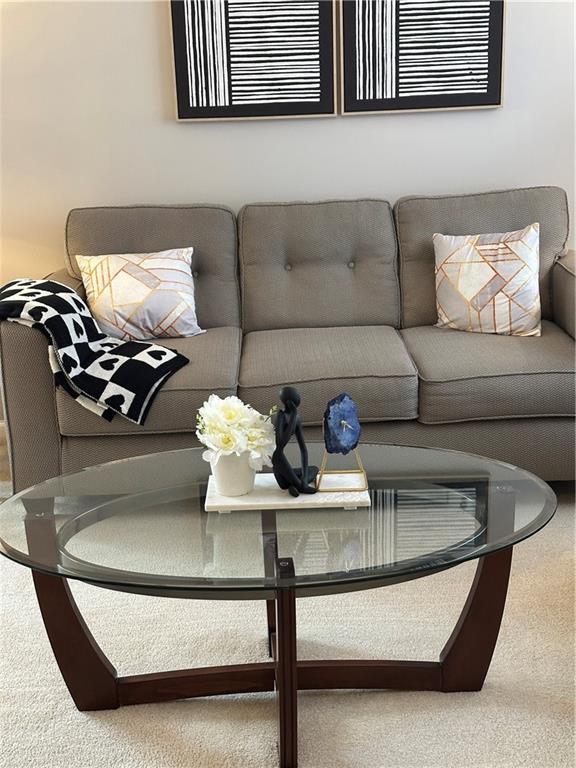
[315,448,368,493]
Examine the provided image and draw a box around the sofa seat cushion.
[56,327,241,436]
[401,320,575,424]
[238,326,418,424]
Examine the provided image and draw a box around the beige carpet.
[0,485,574,768]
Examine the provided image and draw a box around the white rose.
[200,427,247,457]
[199,411,227,435]
[247,421,274,446]
[245,421,274,470]
[198,395,244,435]
[215,395,251,426]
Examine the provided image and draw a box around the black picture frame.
[341,0,504,114]
[171,0,336,121]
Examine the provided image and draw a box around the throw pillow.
[76,247,204,340]
[433,223,541,336]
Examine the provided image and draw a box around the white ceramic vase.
[211,452,256,497]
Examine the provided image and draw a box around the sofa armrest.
[0,268,85,490]
[45,267,86,299]
[552,250,575,338]
[0,323,61,492]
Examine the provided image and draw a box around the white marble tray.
[204,472,371,513]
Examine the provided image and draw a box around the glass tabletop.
[0,443,556,597]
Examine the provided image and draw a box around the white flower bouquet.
[196,394,275,472]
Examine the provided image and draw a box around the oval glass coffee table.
[0,443,556,768]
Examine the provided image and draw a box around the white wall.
[1,0,574,282]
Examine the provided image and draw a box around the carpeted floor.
[0,466,574,767]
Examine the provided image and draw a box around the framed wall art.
[171,0,336,120]
[340,0,504,114]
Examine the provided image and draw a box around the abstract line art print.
[341,0,504,114]
[171,0,336,120]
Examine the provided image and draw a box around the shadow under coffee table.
[0,444,556,768]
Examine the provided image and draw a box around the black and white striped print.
[355,0,396,100]
[182,0,322,108]
[342,0,503,112]
[183,0,230,108]
[397,0,491,96]
[228,0,321,104]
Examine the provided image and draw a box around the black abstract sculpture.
[272,386,318,497]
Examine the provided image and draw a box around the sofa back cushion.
[394,186,569,328]
[238,200,400,332]
[65,205,240,328]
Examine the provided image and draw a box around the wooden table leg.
[440,546,513,691]
[276,558,298,768]
[262,510,278,657]
[267,600,277,658]
[24,497,118,710]
[32,571,119,710]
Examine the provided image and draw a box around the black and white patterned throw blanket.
[0,279,189,424]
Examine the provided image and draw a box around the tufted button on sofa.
[0,189,573,492]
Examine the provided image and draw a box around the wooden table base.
[31,548,512,768]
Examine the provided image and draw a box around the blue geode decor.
[323,393,361,455]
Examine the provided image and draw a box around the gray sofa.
[1,186,574,493]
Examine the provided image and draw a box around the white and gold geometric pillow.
[76,247,204,341]
[433,223,541,337]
